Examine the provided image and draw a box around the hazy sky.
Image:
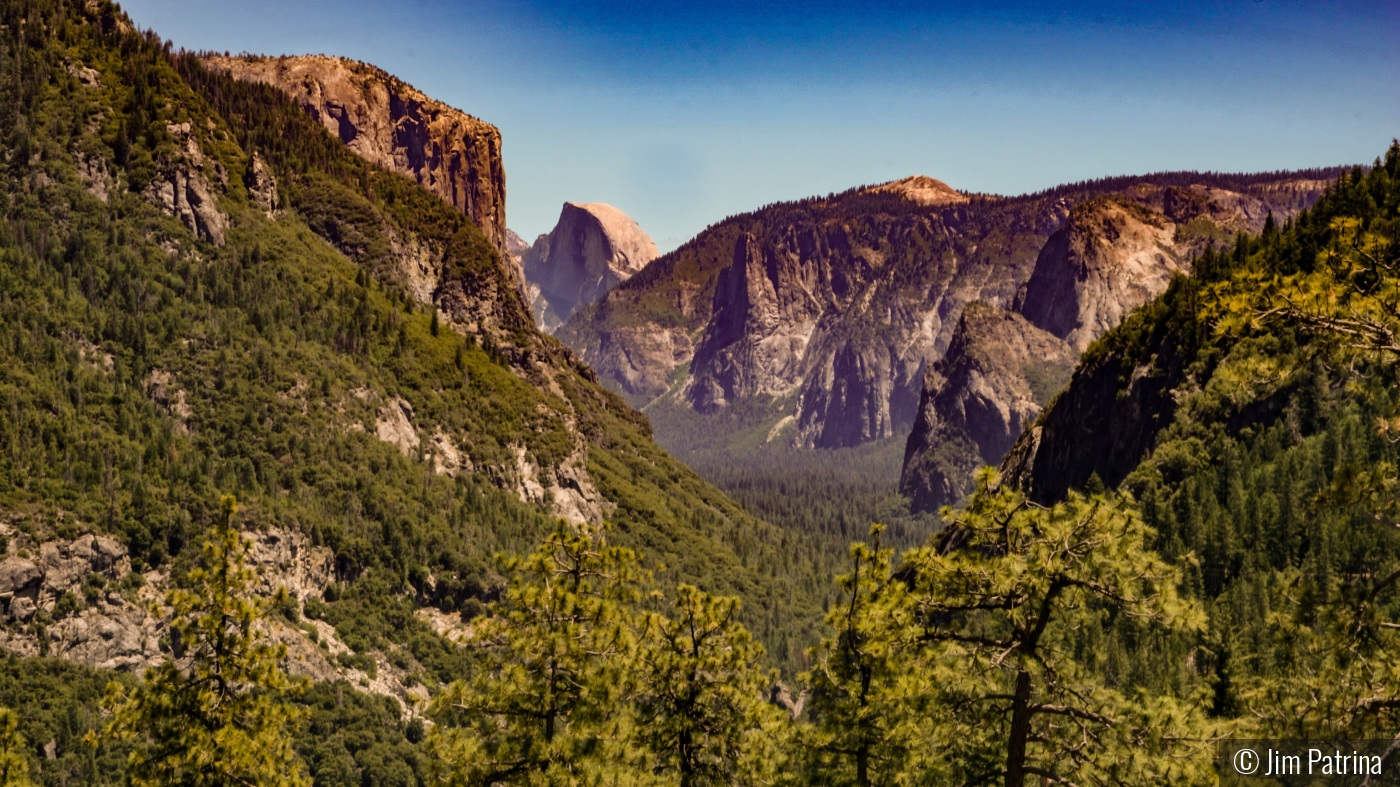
[121,0,1398,251]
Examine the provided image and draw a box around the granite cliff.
[559,179,1070,451]
[900,183,1331,511]
[899,304,1075,512]
[201,54,509,253]
[523,202,659,332]
[1016,196,1186,353]
[559,173,1334,469]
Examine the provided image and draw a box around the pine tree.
[635,585,787,787]
[903,472,1215,787]
[88,496,311,787]
[428,523,650,787]
[1243,561,1400,738]
[801,526,938,787]
[0,708,32,787]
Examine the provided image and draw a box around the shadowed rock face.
[201,54,508,252]
[689,233,823,412]
[523,202,659,332]
[899,303,1075,512]
[900,183,1333,512]
[1017,197,1186,352]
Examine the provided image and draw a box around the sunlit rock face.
[523,202,659,332]
[202,54,509,253]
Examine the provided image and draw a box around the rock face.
[202,54,508,252]
[0,524,431,714]
[504,228,532,301]
[898,186,1320,511]
[246,151,279,215]
[688,232,822,411]
[559,179,1064,448]
[523,202,659,332]
[145,121,228,245]
[899,303,1075,511]
[1017,197,1186,352]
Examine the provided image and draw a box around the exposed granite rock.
[998,340,1186,505]
[523,202,659,332]
[74,150,110,203]
[863,175,969,206]
[0,525,427,713]
[562,171,1332,463]
[688,232,821,411]
[557,182,1070,451]
[144,122,227,245]
[246,151,279,215]
[202,54,508,253]
[1016,197,1185,353]
[901,183,1331,511]
[504,228,532,304]
[899,303,1074,511]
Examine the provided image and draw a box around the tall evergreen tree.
[88,496,311,787]
[801,526,939,787]
[903,472,1215,787]
[0,708,32,787]
[428,524,650,787]
[635,585,787,787]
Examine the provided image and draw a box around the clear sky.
[120,0,1398,251]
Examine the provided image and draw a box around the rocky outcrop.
[145,122,228,245]
[688,232,822,411]
[504,228,532,303]
[1016,197,1185,352]
[523,202,659,332]
[863,175,969,206]
[246,151,279,215]
[901,185,1333,511]
[899,303,1075,511]
[0,527,325,672]
[0,523,431,714]
[202,54,508,252]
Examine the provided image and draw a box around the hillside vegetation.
[1005,144,1400,729]
[0,0,845,694]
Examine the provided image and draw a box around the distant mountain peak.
[562,202,659,277]
[523,202,659,332]
[864,175,969,206]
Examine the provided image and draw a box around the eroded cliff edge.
[899,182,1331,511]
[201,54,509,253]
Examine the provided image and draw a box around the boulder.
[0,558,41,595]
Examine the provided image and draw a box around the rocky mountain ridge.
[558,174,1335,467]
[201,54,509,255]
[899,183,1328,511]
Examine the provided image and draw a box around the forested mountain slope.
[995,145,1400,719]
[0,0,839,703]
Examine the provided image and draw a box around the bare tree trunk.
[1005,669,1032,787]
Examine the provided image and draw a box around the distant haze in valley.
[122,0,1399,251]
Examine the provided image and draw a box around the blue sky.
[122,0,1398,251]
